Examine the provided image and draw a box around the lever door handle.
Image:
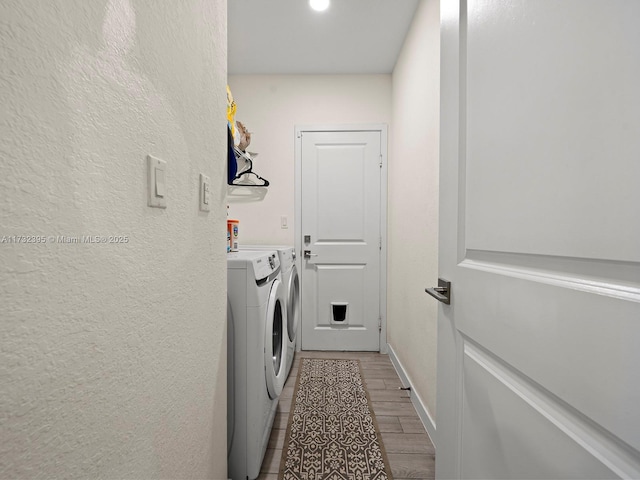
[425,278,451,305]
[303,250,318,259]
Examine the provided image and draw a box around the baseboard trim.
[386,343,437,449]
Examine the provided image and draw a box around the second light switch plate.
[200,173,211,212]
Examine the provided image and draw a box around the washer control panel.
[251,251,280,281]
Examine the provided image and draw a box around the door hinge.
[379,236,382,250]
[379,154,383,168]
[378,315,382,332]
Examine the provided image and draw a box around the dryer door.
[287,265,300,343]
[264,278,287,399]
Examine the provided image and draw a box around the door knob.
[303,250,318,259]
[425,278,451,305]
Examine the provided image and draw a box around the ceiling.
[228,0,420,75]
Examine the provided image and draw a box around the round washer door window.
[265,278,287,399]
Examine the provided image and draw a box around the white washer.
[240,246,299,378]
[227,250,288,480]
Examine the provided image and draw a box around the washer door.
[287,266,300,343]
[226,297,235,457]
[264,278,287,399]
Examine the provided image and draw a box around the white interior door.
[297,127,385,351]
[436,1,640,479]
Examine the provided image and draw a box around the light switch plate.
[147,155,167,208]
[199,173,210,212]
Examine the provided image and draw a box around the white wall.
[388,0,440,423]
[0,1,228,478]
[226,75,391,245]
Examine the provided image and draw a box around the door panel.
[464,1,640,263]
[437,1,640,479]
[461,340,624,480]
[300,130,382,351]
[315,145,367,241]
[316,264,366,328]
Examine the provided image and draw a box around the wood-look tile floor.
[257,351,435,480]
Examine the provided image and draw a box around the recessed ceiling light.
[309,0,330,12]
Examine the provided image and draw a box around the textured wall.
[0,0,228,478]
[226,75,391,245]
[388,0,440,420]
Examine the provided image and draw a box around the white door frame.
[294,124,388,354]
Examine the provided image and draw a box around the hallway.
[258,351,435,480]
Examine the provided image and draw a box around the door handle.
[303,250,318,259]
[425,278,451,305]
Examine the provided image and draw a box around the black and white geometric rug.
[279,358,393,480]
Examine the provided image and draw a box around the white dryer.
[240,246,299,378]
[227,250,288,480]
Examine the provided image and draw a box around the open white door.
[436,1,640,479]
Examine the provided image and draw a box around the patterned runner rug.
[279,358,393,480]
